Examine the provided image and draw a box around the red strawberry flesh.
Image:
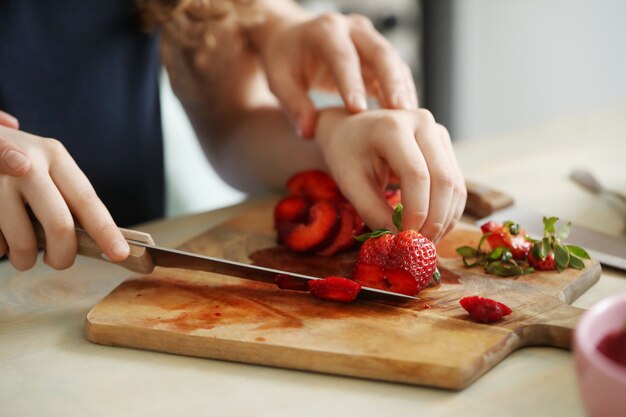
[308,276,362,303]
[284,200,340,253]
[317,203,357,256]
[384,230,437,294]
[286,170,343,201]
[460,296,512,323]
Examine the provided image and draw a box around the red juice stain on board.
[249,246,358,278]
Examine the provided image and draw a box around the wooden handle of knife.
[33,220,156,274]
[464,181,515,218]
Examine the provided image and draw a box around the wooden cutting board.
[86,199,601,389]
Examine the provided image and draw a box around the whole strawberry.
[353,204,439,296]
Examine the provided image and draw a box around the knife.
[466,182,626,271]
[32,221,416,302]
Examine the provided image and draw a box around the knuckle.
[10,239,38,259]
[349,14,373,30]
[316,12,345,32]
[433,170,455,188]
[404,166,430,184]
[48,214,75,239]
[97,222,119,240]
[373,113,404,133]
[46,254,75,270]
[417,109,436,126]
[44,138,67,157]
[76,188,101,209]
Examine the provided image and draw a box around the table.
[2,103,625,417]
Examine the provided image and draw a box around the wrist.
[243,0,310,51]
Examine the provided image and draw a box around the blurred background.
[161,0,626,218]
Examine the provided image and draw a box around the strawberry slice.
[286,170,343,201]
[308,276,362,303]
[459,295,512,323]
[480,220,531,260]
[317,203,358,256]
[352,232,395,290]
[274,196,311,243]
[283,200,340,253]
[274,274,309,291]
[384,230,437,294]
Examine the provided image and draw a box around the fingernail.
[348,92,367,112]
[3,149,30,173]
[111,239,129,259]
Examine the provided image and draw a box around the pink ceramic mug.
[574,291,626,417]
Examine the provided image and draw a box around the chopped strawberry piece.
[317,203,358,256]
[383,269,420,295]
[528,251,556,270]
[460,296,512,323]
[480,220,531,260]
[286,170,343,201]
[352,263,387,290]
[384,189,402,208]
[308,276,362,303]
[274,274,309,291]
[274,196,310,225]
[283,200,340,253]
[384,230,437,293]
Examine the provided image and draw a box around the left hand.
[249,11,418,138]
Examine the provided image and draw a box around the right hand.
[0,123,129,270]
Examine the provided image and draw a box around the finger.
[0,137,32,176]
[350,23,412,109]
[336,164,395,231]
[413,112,456,241]
[21,173,77,270]
[266,68,318,139]
[439,125,467,239]
[404,64,419,108]
[370,114,431,231]
[47,141,130,261]
[0,110,19,129]
[0,194,38,271]
[312,15,367,113]
[0,230,7,259]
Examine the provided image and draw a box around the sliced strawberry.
[274,196,311,243]
[353,233,395,290]
[286,170,343,201]
[528,250,556,270]
[384,189,402,209]
[480,220,531,260]
[274,274,309,291]
[345,203,365,236]
[384,230,437,294]
[460,296,512,323]
[308,276,362,303]
[284,200,340,253]
[317,203,357,256]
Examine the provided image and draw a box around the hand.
[250,11,417,138]
[0,125,129,270]
[316,108,466,242]
[0,111,32,176]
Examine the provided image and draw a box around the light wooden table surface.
[2,103,625,417]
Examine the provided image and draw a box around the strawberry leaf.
[478,232,491,251]
[488,246,505,260]
[554,243,570,272]
[522,267,535,274]
[532,242,542,259]
[567,245,591,260]
[485,262,524,277]
[568,255,585,270]
[543,216,559,235]
[431,268,441,285]
[456,246,478,258]
[392,203,403,232]
[557,222,572,240]
[354,229,392,242]
[540,238,551,260]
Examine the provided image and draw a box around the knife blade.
[476,206,626,270]
[32,221,415,302]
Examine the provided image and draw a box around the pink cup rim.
[575,291,626,384]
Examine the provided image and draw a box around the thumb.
[0,137,32,176]
[268,73,318,139]
[0,110,19,129]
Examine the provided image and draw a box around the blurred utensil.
[570,169,626,217]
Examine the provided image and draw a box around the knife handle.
[33,220,156,274]
[464,181,515,218]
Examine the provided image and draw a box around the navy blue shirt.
[0,0,164,226]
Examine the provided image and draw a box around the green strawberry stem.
[354,204,405,242]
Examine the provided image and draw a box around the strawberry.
[528,251,556,270]
[459,296,512,323]
[480,220,531,260]
[528,216,591,272]
[274,196,311,243]
[283,200,340,253]
[287,170,343,201]
[352,204,438,296]
[384,189,402,209]
[317,203,358,256]
[274,274,310,291]
[308,276,362,303]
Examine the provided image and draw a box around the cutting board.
[86,199,601,389]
